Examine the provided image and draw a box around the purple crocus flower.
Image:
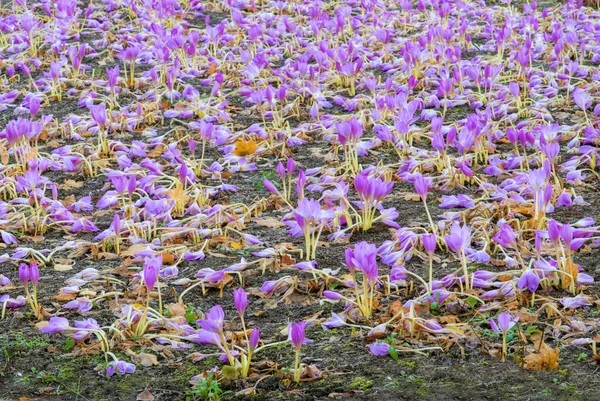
[573,88,592,111]
[5,295,27,308]
[1,231,17,245]
[290,321,306,351]
[64,297,93,313]
[345,241,378,283]
[561,294,592,310]
[445,222,471,254]
[106,65,119,90]
[18,263,29,284]
[369,342,390,357]
[294,198,330,229]
[29,261,39,285]
[40,317,71,334]
[354,172,393,204]
[490,312,519,334]
[248,328,260,350]
[119,46,140,62]
[413,173,431,199]
[106,360,136,377]
[142,255,162,291]
[493,224,516,249]
[517,270,540,293]
[197,305,225,333]
[322,312,347,330]
[293,261,317,271]
[263,179,279,194]
[233,288,248,316]
[322,290,344,301]
[422,233,436,255]
[90,103,107,127]
[143,263,157,291]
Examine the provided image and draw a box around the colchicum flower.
[290,321,308,383]
[490,312,519,362]
[345,241,378,318]
[444,222,473,289]
[354,171,394,231]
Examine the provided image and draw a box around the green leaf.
[185,312,196,325]
[466,296,478,308]
[64,338,75,351]
[389,345,399,361]
[525,325,540,336]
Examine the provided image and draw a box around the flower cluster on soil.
[2,0,600,400]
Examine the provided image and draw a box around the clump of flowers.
[19,261,39,316]
[354,171,394,231]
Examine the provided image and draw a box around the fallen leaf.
[230,241,244,249]
[439,315,460,324]
[53,292,77,301]
[97,252,120,260]
[301,364,323,380]
[562,258,579,289]
[35,321,49,331]
[0,143,8,165]
[38,387,55,396]
[253,217,285,228]
[166,302,186,317]
[282,289,314,306]
[161,252,175,264]
[523,340,559,370]
[137,353,159,367]
[232,138,257,156]
[281,254,296,266]
[166,183,189,215]
[302,310,324,324]
[61,179,84,189]
[236,388,255,397]
[389,299,405,316]
[148,144,166,158]
[403,192,422,201]
[137,390,155,401]
[120,244,152,257]
[208,62,217,74]
[207,251,234,258]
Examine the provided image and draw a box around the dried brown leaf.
[522,340,559,370]
[136,353,159,367]
[137,390,155,401]
[253,217,285,228]
[166,302,186,317]
[232,138,257,156]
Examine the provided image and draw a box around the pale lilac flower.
[322,313,346,330]
[490,312,519,334]
[561,294,592,309]
[518,270,540,293]
[233,288,248,316]
[40,317,71,334]
[369,342,390,356]
[105,360,135,377]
